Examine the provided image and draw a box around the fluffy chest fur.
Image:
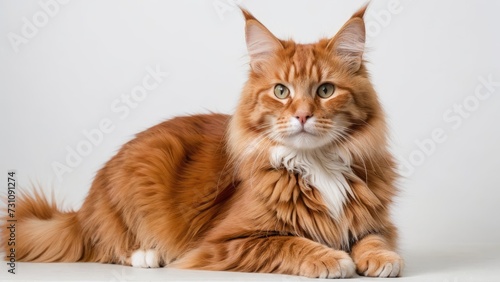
[269,146,354,220]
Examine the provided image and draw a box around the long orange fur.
[1,4,403,278]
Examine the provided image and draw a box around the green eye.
[317,83,335,98]
[274,84,290,99]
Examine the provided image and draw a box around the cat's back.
[91,113,233,200]
[136,113,231,143]
[118,113,233,179]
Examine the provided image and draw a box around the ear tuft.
[328,17,366,72]
[242,9,283,70]
[240,8,256,21]
[351,2,369,19]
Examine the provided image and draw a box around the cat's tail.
[1,190,86,262]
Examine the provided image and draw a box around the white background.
[1,0,500,280]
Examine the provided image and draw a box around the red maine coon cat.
[2,4,404,278]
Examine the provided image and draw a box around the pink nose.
[295,112,312,125]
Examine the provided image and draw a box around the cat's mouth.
[290,127,317,136]
[282,130,330,149]
[293,130,315,137]
[285,129,321,143]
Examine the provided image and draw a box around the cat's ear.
[327,4,368,72]
[242,9,283,70]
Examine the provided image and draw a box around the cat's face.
[237,8,380,150]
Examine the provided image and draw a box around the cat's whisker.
[331,129,369,182]
[338,126,381,171]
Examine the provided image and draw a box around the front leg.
[175,236,355,278]
[350,233,404,277]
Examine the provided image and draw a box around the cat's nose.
[294,112,313,125]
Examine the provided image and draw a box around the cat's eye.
[274,84,290,99]
[317,83,335,99]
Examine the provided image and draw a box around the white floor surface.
[1,245,499,282]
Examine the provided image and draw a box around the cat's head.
[231,4,385,153]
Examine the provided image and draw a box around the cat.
[1,4,404,278]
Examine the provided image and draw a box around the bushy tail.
[1,190,86,262]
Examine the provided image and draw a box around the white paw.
[356,250,404,277]
[338,257,356,278]
[299,251,355,278]
[130,249,160,268]
[374,260,402,277]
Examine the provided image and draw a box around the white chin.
[284,133,331,149]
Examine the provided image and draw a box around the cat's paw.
[299,250,355,278]
[130,249,161,268]
[355,250,403,277]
